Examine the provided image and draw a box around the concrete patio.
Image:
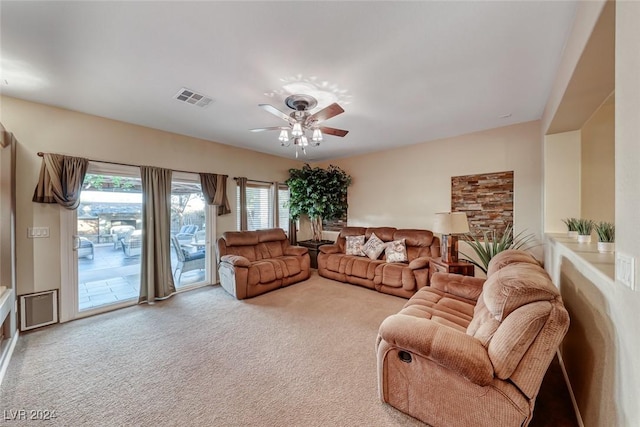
[78,242,206,311]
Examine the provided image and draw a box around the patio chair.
[111,225,135,249]
[174,224,198,245]
[193,230,206,247]
[121,231,142,257]
[171,235,205,284]
[77,237,94,259]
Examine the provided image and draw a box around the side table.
[297,240,333,269]
[428,257,475,284]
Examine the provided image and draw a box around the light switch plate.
[27,227,50,238]
[615,252,636,290]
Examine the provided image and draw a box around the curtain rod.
[233,177,283,185]
[37,152,227,178]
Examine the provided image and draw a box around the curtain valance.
[199,173,231,216]
[32,153,89,210]
[0,122,17,148]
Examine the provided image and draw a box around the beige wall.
[581,95,615,223]
[542,0,612,134]
[544,1,640,425]
[0,144,13,288]
[544,95,614,233]
[321,121,544,253]
[613,1,640,423]
[543,130,581,233]
[0,96,303,296]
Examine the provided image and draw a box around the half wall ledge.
[544,233,614,289]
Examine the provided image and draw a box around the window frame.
[236,180,289,233]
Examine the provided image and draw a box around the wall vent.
[174,88,214,108]
[20,290,58,331]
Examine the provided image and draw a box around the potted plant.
[562,217,579,238]
[460,224,538,275]
[595,221,615,253]
[574,219,595,243]
[286,164,352,242]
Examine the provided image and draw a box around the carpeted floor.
[1,273,577,426]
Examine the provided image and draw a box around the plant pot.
[577,234,591,243]
[567,231,579,239]
[597,242,615,253]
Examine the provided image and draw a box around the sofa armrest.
[430,272,485,301]
[408,256,430,270]
[284,245,309,256]
[379,314,493,386]
[220,254,250,268]
[319,244,340,254]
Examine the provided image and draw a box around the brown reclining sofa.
[216,228,310,299]
[317,226,440,298]
[377,249,570,426]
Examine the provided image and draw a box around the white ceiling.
[0,1,577,162]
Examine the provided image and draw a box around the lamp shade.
[278,129,289,142]
[291,122,303,137]
[432,212,470,235]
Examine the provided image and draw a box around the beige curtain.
[0,122,16,148]
[139,166,175,303]
[236,177,248,231]
[32,153,88,210]
[199,173,231,215]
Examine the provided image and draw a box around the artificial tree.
[286,164,351,241]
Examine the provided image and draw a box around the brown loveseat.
[216,228,310,299]
[317,227,440,298]
[376,250,570,427]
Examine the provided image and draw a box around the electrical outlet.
[27,227,50,238]
[616,252,636,290]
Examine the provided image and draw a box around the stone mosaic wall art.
[451,170,514,238]
[323,218,347,232]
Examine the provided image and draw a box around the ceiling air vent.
[174,88,214,108]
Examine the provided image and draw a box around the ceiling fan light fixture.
[278,129,289,142]
[291,122,303,137]
[252,93,347,157]
[311,128,323,142]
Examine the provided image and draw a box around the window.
[236,180,289,232]
[277,184,290,231]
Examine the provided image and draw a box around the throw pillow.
[345,235,365,256]
[385,239,408,263]
[363,233,387,260]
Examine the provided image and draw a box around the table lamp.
[433,212,470,263]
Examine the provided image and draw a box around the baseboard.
[557,350,584,427]
[0,329,19,386]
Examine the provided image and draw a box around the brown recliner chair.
[216,228,310,299]
[377,250,570,427]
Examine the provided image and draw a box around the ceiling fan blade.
[309,103,345,123]
[250,126,288,132]
[259,104,292,122]
[319,126,349,137]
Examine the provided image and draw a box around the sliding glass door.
[75,169,142,313]
[170,175,207,289]
[61,166,214,321]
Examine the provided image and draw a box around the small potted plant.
[595,221,615,253]
[562,218,579,238]
[574,219,595,243]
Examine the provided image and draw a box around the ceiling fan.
[250,94,349,157]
